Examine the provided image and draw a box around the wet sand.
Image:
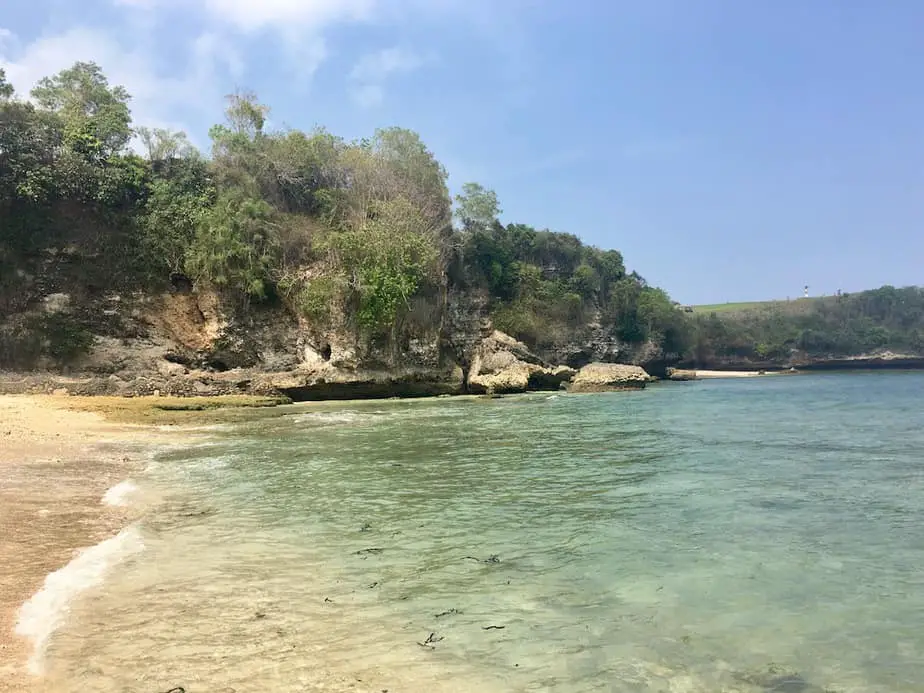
[0,396,149,692]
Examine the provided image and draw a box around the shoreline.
[0,397,167,691]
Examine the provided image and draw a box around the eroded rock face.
[254,364,465,401]
[568,362,650,392]
[467,331,575,395]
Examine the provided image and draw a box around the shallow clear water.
[40,373,924,692]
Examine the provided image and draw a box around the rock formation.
[568,363,651,392]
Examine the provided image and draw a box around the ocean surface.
[24,372,924,692]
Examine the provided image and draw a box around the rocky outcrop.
[666,368,698,381]
[788,350,924,370]
[568,362,651,392]
[467,331,575,394]
[251,364,464,400]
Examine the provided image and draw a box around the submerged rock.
[733,665,830,693]
[568,362,650,392]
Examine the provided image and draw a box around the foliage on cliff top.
[1,61,686,362]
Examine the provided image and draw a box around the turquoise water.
[42,373,924,692]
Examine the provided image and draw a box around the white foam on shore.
[101,480,138,507]
[15,525,145,675]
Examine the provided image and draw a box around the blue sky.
[2,0,922,304]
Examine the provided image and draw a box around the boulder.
[666,368,697,381]
[568,362,650,392]
[467,331,575,395]
[468,362,532,394]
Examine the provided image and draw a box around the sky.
[2,0,922,304]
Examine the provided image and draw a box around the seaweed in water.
[417,632,444,648]
[435,608,462,618]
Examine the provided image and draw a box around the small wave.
[101,480,138,507]
[156,423,232,432]
[15,525,145,674]
[291,412,363,425]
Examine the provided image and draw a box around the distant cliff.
[679,287,924,371]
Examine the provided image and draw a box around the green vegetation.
[1,62,922,373]
[688,286,924,365]
[0,61,688,367]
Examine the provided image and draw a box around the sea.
[17,371,924,692]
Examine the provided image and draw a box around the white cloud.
[0,25,239,148]
[113,0,376,32]
[205,0,375,32]
[348,46,422,107]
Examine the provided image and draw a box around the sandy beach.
[693,369,788,378]
[0,396,151,692]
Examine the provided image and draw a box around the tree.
[0,68,14,100]
[140,157,214,276]
[31,61,132,158]
[262,127,345,215]
[136,126,197,161]
[0,100,62,206]
[185,192,280,301]
[368,127,451,234]
[637,287,676,339]
[454,182,500,231]
[208,91,271,193]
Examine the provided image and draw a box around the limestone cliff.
[0,281,627,398]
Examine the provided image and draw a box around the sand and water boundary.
[0,395,282,691]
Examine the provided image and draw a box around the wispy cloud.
[348,46,423,107]
[113,0,376,32]
[0,24,239,148]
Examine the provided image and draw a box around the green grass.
[691,297,832,316]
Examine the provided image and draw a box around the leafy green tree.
[367,127,451,233]
[136,126,197,161]
[140,157,215,276]
[0,100,62,205]
[208,90,270,193]
[637,287,675,338]
[31,61,132,159]
[570,262,601,299]
[454,182,501,231]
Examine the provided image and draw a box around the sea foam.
[101,480,138,507]
[15,525,145,674]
